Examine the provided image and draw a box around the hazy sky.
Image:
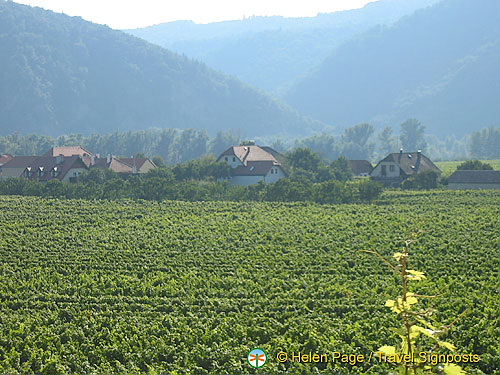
[13,0,378,29]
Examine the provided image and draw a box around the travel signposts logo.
[247,348,267,368]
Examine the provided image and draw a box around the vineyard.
[0,191,499,374]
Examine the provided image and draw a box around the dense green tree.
[340,123,375,160]
[329,156,353,182]
[401,170,439,190]
[378,126,397,155]
[456,160,493,171]
[469,127,500,159]
[287,147,321,173]
[208,130,241,157]
[400,119,427,152]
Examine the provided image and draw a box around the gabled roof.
[231,161,281,176]
[448,170,500,184]
[374,152,440,175]
[0,154,13,166]
[349,160,373,175]
[118,158,150,170]
[92,157,132,173]
[2,156,39,168]
[23,155,88,181]
[44,146,92,158]
[218,145,279,166]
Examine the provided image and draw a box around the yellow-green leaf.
[407,270,426,280]
[385,299,395,307]
[443,363,465,375]
[438,341,456,351]
[377,345,396,355]
[406,296,418,305]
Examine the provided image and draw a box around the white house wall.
[61,168,87,182]
[265,167,285,183]
[371,162,400,178]
[221,155,243,168]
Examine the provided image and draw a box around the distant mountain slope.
[0,2,320,137]
[284,0,500,137]
[126,0,441,93]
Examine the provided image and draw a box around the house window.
[270,169,274,174]
[381,165,387,176]
[389,165,395,172]
[232,157,236,162]
[225,157,228,161]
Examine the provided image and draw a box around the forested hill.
[126,0,441,93]
[0,2,320,137]
[284,0,500,137]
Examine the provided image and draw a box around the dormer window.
[38,166,45,177]
[51,166,59,177]
[24,167,33,178]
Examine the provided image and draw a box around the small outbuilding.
[448,170,500,190]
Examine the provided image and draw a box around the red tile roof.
[44,146,92,158]
[218,145,279,166]
[0,154,14,166]
[118,158,149,170]
[92,158,132,173]
[2,156,39,168]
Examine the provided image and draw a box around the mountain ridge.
[0,1,321,137]
[283,0,500,136]
[126,0,442,93]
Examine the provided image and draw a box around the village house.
[370,149,441,187]
[0,147,157,181]
[217,143,285,186]
[118,157,157,174]
[21,155,88,182]
[91,155,157,174]
[1,156,41,179]
[448,170,500,190]
[349,160,373,177]
[44,146,92,159]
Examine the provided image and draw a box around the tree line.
[1,123,498,167]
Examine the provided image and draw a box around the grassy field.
[0,192,499,374]
[435,159,500,176]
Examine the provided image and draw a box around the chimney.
[91,154,95,166]
[96,153,100,159]
[106,154,111,164]
[132,157,137,175]
[56,155,62,165]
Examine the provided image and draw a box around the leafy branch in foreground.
[361,233,470,375]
